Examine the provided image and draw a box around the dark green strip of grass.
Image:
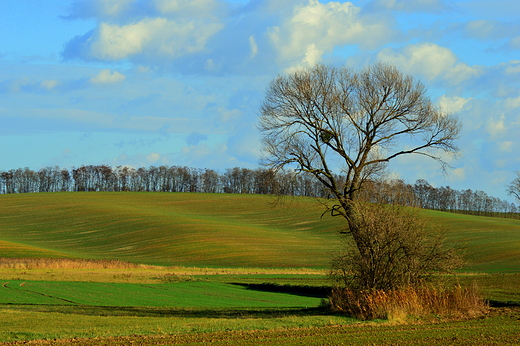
[0,280,323,309]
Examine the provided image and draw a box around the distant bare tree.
[507,171,520,203]
[259,63,461,290]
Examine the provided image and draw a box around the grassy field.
[1,309,518,346]
[0,192,343,268]
[0,269,519,345]
[1,192,520,271]
[424,210,520,272]
[1,192,520,345]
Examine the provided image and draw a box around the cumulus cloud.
[155,0,222,16]
[502,94,520,110]
[464,20,520,51]
[438,95,471,114]
[505,61,520,75]
[367,0,448,13]
[89,69,126,84]
[509,36,520,50]
[40,79,61,91]
[0,77,73,93]
[179,141,242,169]
[64,0,224,20]
[487,115,507,138]
[0,78,30,93]
[451,167,466,181]
[269,0,396,69]
[146,152,161,163]
[498,141,513,152]
[68,17,223,62]
[0,69,128,94]
[249,35,258,59]
[63,0,136,20]
[62,0,224,65]
[465,20,504,40]
[377,42,481,85]
[61,0,398,73]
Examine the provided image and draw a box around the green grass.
[0,192,343,268]
[422,210,520,272]
[0,305,519,345]
[0,306,358,343]
[1,192,520,271]
[1,192,520,344]
[0,280,322,308]
[0,272,518,344]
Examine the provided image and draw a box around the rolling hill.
[0,192,519,271]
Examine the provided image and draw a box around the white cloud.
[64,1,224,64]
[269,0,396,69]
[487,115,507,138]
[90,22,149,60]
[87,18,223,61]
[368,0,447,13]
[146,152,161,163]
[64,0,135,19]
[62,0,397,73]
[154,0,220,16]
[465,19,500,40]
[40,79,61,90]
[180,142,241,169]
[89,69,126,84]
[438,95,471,114]
[0,78,30,93]
[377,42,481,85]
[505,61,520,75]
[510,36,520,50]
[96,0,134,16]
[498,141,513,152]
[249,35,258,59]
[502,94,520,110]
[451,167,466,181]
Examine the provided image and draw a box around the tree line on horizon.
[0,164,517,218]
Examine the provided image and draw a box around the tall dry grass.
[0,258,158,270]
[328,284,488,321]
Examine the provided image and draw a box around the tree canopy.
[259,62,461,216]
[259,63,462,290]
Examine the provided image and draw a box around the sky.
[1,0,519,201]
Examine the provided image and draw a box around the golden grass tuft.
[0,258,159,270]
[328,283,489,321]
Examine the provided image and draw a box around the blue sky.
[1,0,519,201]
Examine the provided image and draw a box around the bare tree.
[259,63,461,290]
[507,171,520,203]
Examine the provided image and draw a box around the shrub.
[328,284,488,321]
[330,202,462,291]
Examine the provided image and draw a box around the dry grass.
[0,258,327,284]
[0,258,158,270]
[0,258,325,274]
[328,284,489,321]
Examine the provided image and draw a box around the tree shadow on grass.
[230,282,330,299]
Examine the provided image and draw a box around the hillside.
[0,192,344,268]
[0,192,519,271]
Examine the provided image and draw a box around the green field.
[1,192,520,271]
[0,192,344,268]
[1,192,520,345]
